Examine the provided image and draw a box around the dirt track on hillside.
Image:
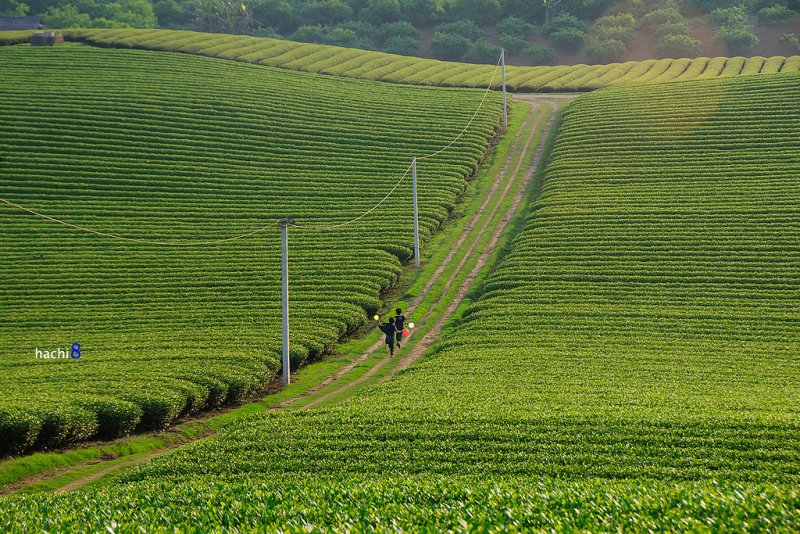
[301,98,562,409]
[20,94,570,494]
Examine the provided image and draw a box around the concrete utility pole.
[501,49,508,128]
[278,217,294,385]
[412,157,420,268]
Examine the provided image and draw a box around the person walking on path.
[394,308,407,347]
[377,316,397,357]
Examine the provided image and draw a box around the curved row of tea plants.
[0,43,501,455]
[2,28,799,92]
[10,72,797,530]
[2,475,797,531]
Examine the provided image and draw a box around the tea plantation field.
[0,43,501,455]
[3,28,800,92]
[2,70,797,530]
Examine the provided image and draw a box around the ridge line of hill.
[1,28,799,92]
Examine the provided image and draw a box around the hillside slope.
[0,43,500,455]
[2,29,799,91]
[2,72,797,530]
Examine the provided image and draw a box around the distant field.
[5,72,796,529]
[0,44,500,455]
[2,29,799,91]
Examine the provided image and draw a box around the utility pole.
[412,157,420,268]
[501,49,508,128]
[278,217,294,385]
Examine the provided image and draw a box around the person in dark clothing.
[394,308,407,347]
[377,316,397,356]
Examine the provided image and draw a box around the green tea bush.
[0,44,501,455]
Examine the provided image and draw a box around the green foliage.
[291,23,327,42]
[709,6,748,25]
[377,20,418,41]
[654,20,691,38]
[192,0,252,33]
[435,19,482,40]
[8,76,797,530]
[463,39,500,63]
[42,4,92,27]
[324,26,375,48]
[645,0,679,10]
[299,0,352,25]
[398,0,442,26]
[608,0,647,16]
[450,0,501,24]
[523,42,556,63]
[685,0,742,11]
[716,23,759,51]
[0,410,41,455]
[542,12,585,51]
[542,12,586,36]
[0,44,500,455]
[594,12,636,30]
[1,477,798,530]
[640,7,682,27]
[0,0,29,16]
[596,23,635,43]
[756,3,794,22]
[430,31,470,59]
[500,33,528,54]
[746,0,791,14]
[585,36,626,61]
[250,0,296,33]
[382,34,419,54]
[153,0,192,29]
[42,0,159,28]
[359,0,400,25]
[495,15,535,39]
[779,31,800,51]
[337,19,378,40]
[28,29,800,91]
[656,32,700,56]
[549,26,585,51]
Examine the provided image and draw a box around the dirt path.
[412,104,539,308]
[271,103,541,412]
[30,96,566,493]
[386,101,559,377]
[301,100,560,409]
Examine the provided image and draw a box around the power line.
[417,57,502,161]
[0,53,505,244]
[291,162,412,232]
[294,56,502,232]
[0,197,275,246]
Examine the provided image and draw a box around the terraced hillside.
[3,28,800,91]
[3,72,796,530]
[0,43,501,455]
